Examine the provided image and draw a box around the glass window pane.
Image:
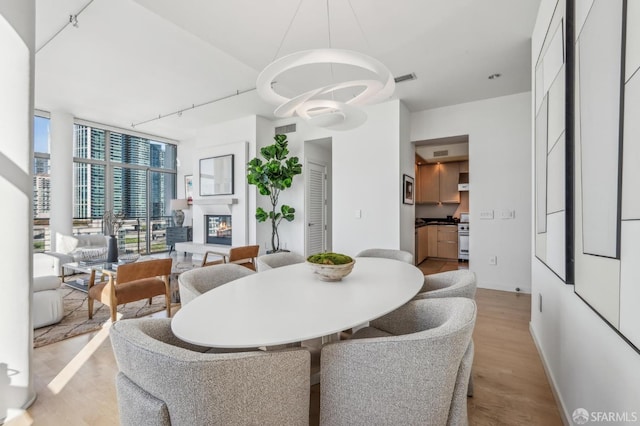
[152,141,177,170]
[73,124,106,160]
[113,167,147,218]
[34,116,50,154]
[149,171,176,253]
[110,133,149,166]
[33,155,51,252]
[110,134,176,170]
[73,162,106,218]
[33,158,50,219]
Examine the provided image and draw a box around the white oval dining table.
[171,257,425,348]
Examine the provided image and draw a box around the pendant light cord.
[348,0,370,50]
[327,0,335,91]
[326,0,333,48]
[272,0,304,62]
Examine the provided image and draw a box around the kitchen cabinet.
[417,224,459,261]
[416,162,460,204]
[416,226,429,264]
[459,160,469,173]
[416,163,439,203]
[427,225,438,257]
[439,162,460,203]
[436,225,459,260]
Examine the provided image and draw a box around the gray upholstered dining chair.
[178,263,255,306]
[256,251,306,272]
[110,318,310,426]
[320,298,476,426]
[414,269,477,300]
[356,248,414,264]
[413,269,477,396]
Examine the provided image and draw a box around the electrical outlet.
[489,255,497,265]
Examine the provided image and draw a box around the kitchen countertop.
[415,218,459,228]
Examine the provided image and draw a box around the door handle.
[308,223,315,227]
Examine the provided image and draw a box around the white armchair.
[33,253,64,328]
[44,233,108,276]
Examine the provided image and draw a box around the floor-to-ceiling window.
[72,122,177,254]
[33,115,51,252]
[32,115,177,254]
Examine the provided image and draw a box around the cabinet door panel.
[417,226,429,264]
[439,162,460,203]
[437,241,459,259]
[427,226,438,257]
[420,164,439,203]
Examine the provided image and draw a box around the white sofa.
[43,233,108,276]
[33,253,64,328]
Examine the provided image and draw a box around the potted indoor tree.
[247,134,302,252]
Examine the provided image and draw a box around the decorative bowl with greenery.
[306,252,356,282]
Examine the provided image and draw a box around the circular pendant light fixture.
[256,1,395,131]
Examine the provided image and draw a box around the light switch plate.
[480,210,494,220]
[500,209,515,219]
[355,209,362,219]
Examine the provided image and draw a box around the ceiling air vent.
[433,150,449,157]
[275,123,296,134]
[394,73,417,83]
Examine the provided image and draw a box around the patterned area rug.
[34,286,180,348]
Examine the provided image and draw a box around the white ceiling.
[34,0,541,141]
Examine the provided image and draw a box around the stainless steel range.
[458,222,469,261]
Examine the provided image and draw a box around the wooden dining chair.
[227,245,260,271]
[87,258,172,322]
[201,251,227,267]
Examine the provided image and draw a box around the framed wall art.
[403,174,414,205]
[199,154,234,196]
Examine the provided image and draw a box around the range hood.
[458,172,469,191]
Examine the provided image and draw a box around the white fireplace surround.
[190,141,250,248]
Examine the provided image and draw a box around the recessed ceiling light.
[488,73,502,80]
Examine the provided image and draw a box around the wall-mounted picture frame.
[200,154,234,196]
[184,175,193,205]
[403,174,414,205]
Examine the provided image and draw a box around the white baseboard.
[529,322,570,426]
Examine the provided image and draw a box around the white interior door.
[305,161,327,256]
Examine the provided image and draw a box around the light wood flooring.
[14,272,562,425]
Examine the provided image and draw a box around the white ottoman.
[33,275,64,328]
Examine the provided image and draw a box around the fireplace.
[205,215,232,245]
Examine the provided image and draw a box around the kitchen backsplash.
[416,204,458,219]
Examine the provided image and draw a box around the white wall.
[531,262,640,423]
[331,100,405,256]
[270,99,413,258]
[530,0,640,422]
[411,93,532,292]
[399,101,415,256]
[0,0,37,416]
